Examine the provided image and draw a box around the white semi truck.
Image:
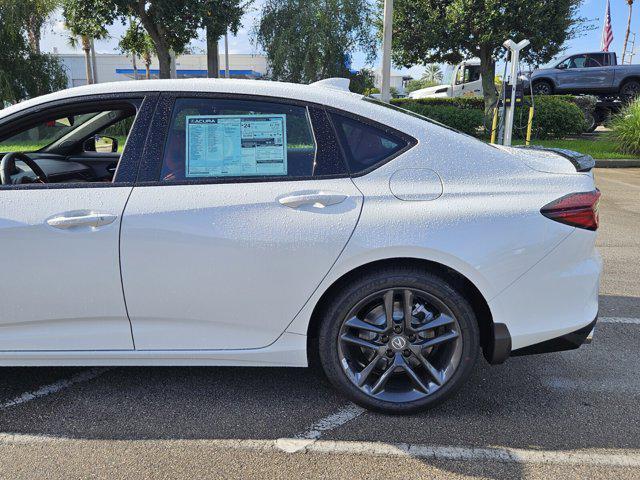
[409,59,483,99]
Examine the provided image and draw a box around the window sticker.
[185,114,287,177]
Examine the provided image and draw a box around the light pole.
[224,31,230,78]
[381,0,394,103]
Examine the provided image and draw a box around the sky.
[40,0,640,78]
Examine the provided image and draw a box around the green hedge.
[391,96,587,139]
[520,96,587,139]
[392,97,484,135]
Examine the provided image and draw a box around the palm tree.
[422,64,443,83]
[62,0,110,85]
[24,0,60,55]
[68,34,93,84]
[622,0,634,64]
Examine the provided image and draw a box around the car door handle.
[47,212,117,229]
[278,192,348,209]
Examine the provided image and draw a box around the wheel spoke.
[414,350,443,386]
[383,290,395,330]
[418,330,459,349]
[413,314,456,333]
[344,316,386,334]
[370,355,398,394]
[403,289,414,333]
[399,355,431,393]
[340,333,379,351]
[357,355,381,387]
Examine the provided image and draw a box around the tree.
[200,1,247,78]
[63,0,202,79]
[422,64,443,83]
[62,0,114,84]
[23,0,60,54]
[0,0,67,103]
[622,0,634,64]
[255,0,377,83]
[349,68,376,94]
[115,0,202,79]
[119,19,156,79]
[391,0,589,111]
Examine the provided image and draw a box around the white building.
[55,53,269,87]
[373,70,413,96]
[54,53,412,95]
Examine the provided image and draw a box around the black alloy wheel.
[318,267,479,414]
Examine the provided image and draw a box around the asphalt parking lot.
[0,168,639,479]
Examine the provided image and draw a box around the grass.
[1,136,127,153]
[510,137,639,159]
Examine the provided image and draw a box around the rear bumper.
[485,316,597,364]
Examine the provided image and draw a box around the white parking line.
[0,368,110,411]
[0,435,638,467]
[295,403,365,440]
[600,317,640,325]
[275,403,365,453]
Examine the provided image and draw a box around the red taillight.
[541,189,601,231]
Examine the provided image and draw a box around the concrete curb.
[595,159,640,168]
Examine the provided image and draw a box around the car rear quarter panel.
[286,123,597,348]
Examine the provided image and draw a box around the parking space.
[0,168,639,479]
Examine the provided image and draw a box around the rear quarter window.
[330,113,408,175]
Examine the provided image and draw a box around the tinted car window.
[586,53,607,67]
[161,98,323,181]
[466,65,481,82]
[331,113,407,174]
[570,55,587,68]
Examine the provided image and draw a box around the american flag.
[601,0,614,52]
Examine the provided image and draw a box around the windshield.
[0,112,100,152]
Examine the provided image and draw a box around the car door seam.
[277,178,366,339]
[118,186,137,349]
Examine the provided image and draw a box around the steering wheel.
[0,152,48,185]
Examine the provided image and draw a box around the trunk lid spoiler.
[514,145,595,172]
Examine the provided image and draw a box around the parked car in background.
[0,78,601,413]
[409,59,483,99]
[527,52,640,98]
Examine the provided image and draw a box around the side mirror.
[556,64,567,70]
[83,135,118,153]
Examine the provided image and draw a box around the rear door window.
[161,98,345,181]
[586,53,607,67]
[331,113,407,174]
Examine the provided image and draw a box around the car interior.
[0,102,138,186]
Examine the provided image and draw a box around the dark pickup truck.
[527,52,640,98]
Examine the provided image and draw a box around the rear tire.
[532,80,554,95]
[584,111,598,133]
[317,267,479,414]
[621,80,640,101]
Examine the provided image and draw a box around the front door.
[0,99,148,351]
[0,188,134,350]
[120,96,363,350]
[453,64,482,98]
[556,54,588,91]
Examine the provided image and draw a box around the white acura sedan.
[0,79,600,413]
